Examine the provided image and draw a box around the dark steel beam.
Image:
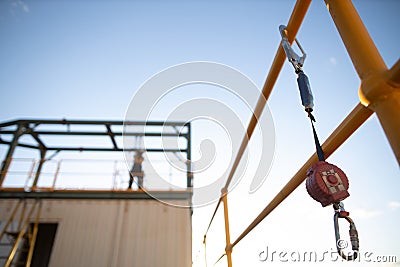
[186,123,192,189]
[105,124,118,150]
[0,119,190,153]
[0,139,40,150]
[0,119,188,127]
[0,130,187,137]
[32,150,47,188]
[29,131,47,150]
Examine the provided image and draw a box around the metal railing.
[203,0,400,266]
[0,157,188,191]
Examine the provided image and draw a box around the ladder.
[0,199,42,267]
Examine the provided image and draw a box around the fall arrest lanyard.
[280,25,359,261]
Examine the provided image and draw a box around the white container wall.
[0,199,192,267]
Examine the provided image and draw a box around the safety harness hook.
[333,202,359,261]
[279,25,306,72]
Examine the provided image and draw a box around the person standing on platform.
[128,150,144,190]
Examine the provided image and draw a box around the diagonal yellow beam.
[223,0,312,191]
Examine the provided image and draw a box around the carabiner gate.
[333,202,359,261]
[279,25,306,72]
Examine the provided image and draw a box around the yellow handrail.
[203,0,400,266]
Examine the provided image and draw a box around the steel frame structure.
[204,1,400,266]
[0,119,192,198]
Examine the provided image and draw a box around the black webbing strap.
[307,111,325,161]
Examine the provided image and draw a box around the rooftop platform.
[0,188,192,200]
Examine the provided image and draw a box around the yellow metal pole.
[222,190,233,267]
[5,201,38,267]
[26,200,42,267]
[325,0,400,164]
[324,0,387,79]
[372,90,400,164]
[0,200,22,241]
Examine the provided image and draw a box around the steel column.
[0,124,24,187]
[32,149,47,189]
[186,122,192,189]
[325,0,400,163]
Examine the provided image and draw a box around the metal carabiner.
[333,202,359,261]
[279,25,314,112]
[279,25,306,72]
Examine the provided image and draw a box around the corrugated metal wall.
[0,199,192,267]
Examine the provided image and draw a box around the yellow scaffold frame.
[203,0,400,266]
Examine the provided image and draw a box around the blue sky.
[0,0,399,266]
